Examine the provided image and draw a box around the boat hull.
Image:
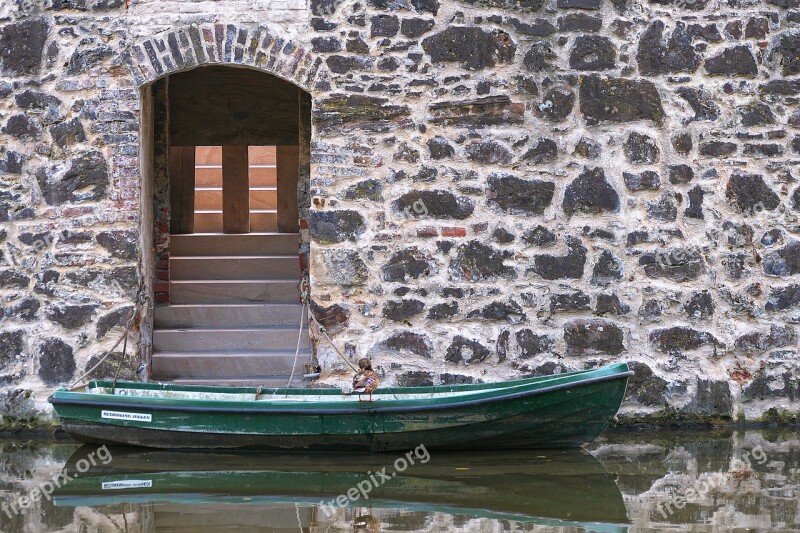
[51,363,632,451]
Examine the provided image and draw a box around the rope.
[68,291,147,391]
[285,300,307,388]
[111,320,131,395]
[308,310,358,373]
[299,273,358,373]
[68,215,152,391]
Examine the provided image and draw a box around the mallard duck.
[352,358,380,402]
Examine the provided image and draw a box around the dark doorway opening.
[167,65,304,235]
[146,66,311,385]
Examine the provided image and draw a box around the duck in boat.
[352,358,381,402]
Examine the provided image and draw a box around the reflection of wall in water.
[590,431,800,531]
[0,432,799,531]
[0,443,145,532]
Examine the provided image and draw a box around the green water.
[0,429,797,532]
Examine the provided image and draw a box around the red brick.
[441,227,467,237]
[62,206,96,217]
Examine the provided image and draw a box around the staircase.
[151,233,310,386]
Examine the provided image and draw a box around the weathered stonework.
[1,0,800,428]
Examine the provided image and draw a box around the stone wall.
[306,0,800,424]
[0,0,144,429]
[0,0,799,427]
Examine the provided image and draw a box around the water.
[0,429,797,532]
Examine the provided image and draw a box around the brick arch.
[125,23,328,93]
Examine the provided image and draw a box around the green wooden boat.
[53,447,630,532]
[49,362,632,451]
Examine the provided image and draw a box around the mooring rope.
[307,313,358,373]
[285,299,307,388]
[68,288,149,391]
[298,273,358,374]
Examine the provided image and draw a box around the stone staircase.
[151,233,309,386]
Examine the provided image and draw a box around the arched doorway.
[143,65,312,385]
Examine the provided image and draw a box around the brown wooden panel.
[195,210,278,235]
[250,189,278,210]
[195,167,223,188]
[276,146,300,233]
[169,146,196,234]
[249,167,277,187]
[196,146,222,165]
[196,189,276,210]
[194,212,223,233]
[169,67,300,146]
[249,146,277,165]
[250,211,279,233]
[222,145,250,234]
[194,189,224,211]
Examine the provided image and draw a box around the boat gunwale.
[49,369,633,415]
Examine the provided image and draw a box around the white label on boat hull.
[101,410,152,422]
[101,480,153,490]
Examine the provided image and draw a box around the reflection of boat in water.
[54,446,629,532]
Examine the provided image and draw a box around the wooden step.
[193,211,222,233]
[250,188,278,210]
[248,167,277,187]
[154,304,306,328]
[170,233,299,256]
[193,188,277,210]
[249,146,277,165]
[150,350,311,380]
[153,327,310,352]
[194,211,277,233]
[195,146,222,165]
[195,167,222,188]
[194,188,222,211]
[169,280,300,304]
[195,167,277,188]
[170,256,300,280]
